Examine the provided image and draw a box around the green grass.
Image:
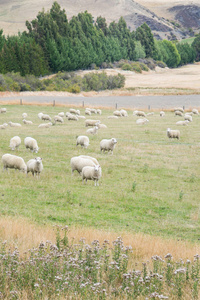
[179,37,195,45]
[0,105,200,242]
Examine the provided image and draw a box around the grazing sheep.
[54,115,64,123]
[85,119,100,127]
[192,108,199,115]
[184,115,193,122]
[70,156,96,175]
[96,109,102,115]
[174,107,184,113]
[0,123,8,129]
[41,114,52,122]
[27,157,43,178]
[100,138,117,155]
[2,154,27,173]
[120,109,128,117]
[107,116,118,119]
[90,108,97,114]
[175,110,183,117]
[113,110,122,117]
[79,155,99,165]
[82,165,102,186]
[8,121,21,127]
[85,109,91,116]
[136,118,149,125]
[160,111,165,117]
[68,114,79,121]
[38,112,44,119]
[0,108,7,113]
[9,136,21,151]
[24,137,39,153]
[78,115,86,119]
[76,136,90,148]
[22,113,28,119]
[69,108,80,115]
[167,128,180,140]
[58,112,65,117]
[97,123,107,129]
[185,112,193,116]
[86,125,98,135]
[176,120,189,126]
[147,112,154,116]
[133,110,146,117]
[38,122,52,128]
[23,119,33,125]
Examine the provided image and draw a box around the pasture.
[0,104,200,243]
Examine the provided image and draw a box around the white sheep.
[133,110,146,117]
[70,156,96,175]
[97,123,107,129]
[2,154,27,173]
[167,128,180,140]
[147,112,154,116]
[8,121,21,127]
[9,136,21,151]
[58,112,65,117]
[184,115,193,122]
[0,108,7,113]
[90,108,97,114]
[107,116,118,119]
[54,115,64,123]
[22,113,28,119]
[113,110,122,117]
[86,125,98,135]
[185,112,193,116]
[23,119,33,125]
[24,137,39,153]
[76,136,90,148]
[0,123,8,129]
[85,109,91,116]
[82,165,102,186]
[96,109,102,115]
[41,114,52,122]
[136,118,149,125]
[192,108,199,115]
[85,119,100,127]
[27,157,43,178]
[100,138,117,155]
[38,122,52,128]
[78,116,86,119]
[120,109,128,117]
[38,112,44,119]
[176,120,189,126]
[79,155,99,165]
[160,111,165,117]
[174,107,184,113]
[68,114,79,121]
[69,108,80,115]
[175,110,183,117]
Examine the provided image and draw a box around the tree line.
[0,1,198,77]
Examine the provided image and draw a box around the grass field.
[0,104,200,244]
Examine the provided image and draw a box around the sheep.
[78,115,86,119]
[86,125,98,135]
[82,165,102,186]
[100,138,117,155]
[147,112,154,116]
[174,107,184,113]
[76,136,90,148]
[38,122,52,128]
[70,156,96,175]
[58,112,65,117]
[0,123,8,129]
[68,114,79,121]
[176,120,189,126]
[113,110,122,117]
[120,109,128,117]
[27,157,43,178]
[23,119,33,125]
[184,115,193,122]
[90,108,97,114]
[2,153,27,173]
[8,121,22,127]
[167,128,180,140]
[38,112,44,119]
[85,119,100,127]
[97,123,107,129]
[22,113,28,119]
[133,110,146,117]
[85,109,91,116]
[192,108,199,115]
[41,114,52,122]
[136,118,149,125]
[96,109,102,115]
[107,116,118,119]
[24,137,39,153]
[69,108,80,115]
[160,111,165,117]
[174,110,183,117]
[0,108,7,113]
[9,136,21,151]
[54,115,64,123]
[66,112,71,117]
[79,155,99,165]
[185,112,193,116]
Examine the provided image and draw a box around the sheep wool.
[23,119,33,125]
[2,153,27,173]
[176,120,189,126]
[38,113,44,119]
[82,165,102,186]
[54,115,64,123]
[86,126,98,135]
[0,123,8,129]
[100,138,117,155]
[0,108,7,113]
[167,128,180,140]
[76,136,90,148]
[136,118,149,125]
[192,108,199,115]
[175,110,183,117]
[22,113,28,119]
[79,155,99,165]
[58,112,65,117]
[8,122,22,127]
[41,114,52,122]
[120,109,128,117]
[160,111,165,117]
[38,122,52,128]
[9,136,21,151]
[85,119,100,127]
[70,156,96,175]
[24,137,39,153]
[184,115,193,122]
[113,110,122,117]
[27,157,43,178]
[68,114,79,121]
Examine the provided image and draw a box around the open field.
[1,104,200,244]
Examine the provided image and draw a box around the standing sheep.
[160,111,165,117]
[120,109,128,117]
[2,154,27,173]
[96,109,102,115]
[192,108,199,115]
[79,155,99,165]
[174,107,184,113]
[85,119,100,127]
[68,114,79,121]
[133,110,146,117]
[113,110,122,117]
[82,165,102,186]
[167,128,180,140]
[70,156,96,175]
[38,122,52,128]
[0,108,7,113]
[86,126,99,135]
[176,120,189,126]
[22,113,28,119]
[0,123,8,129]
[41,114,52,122]
[24,137,39,153]
[136,118,149,125]
[100,138,117,155]
[58,112,65,117]
[76,136,90,148]
[54,115,64,123]
[23,119,33,125]
[174,110,183,117]
[38,113,44,119]
[85,109,91,116]
[9,136,21,151]
[27,157,43,178]
[184,115,193,122]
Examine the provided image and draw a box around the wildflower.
[34,283,39,288]
[174,268,186,275]
[165,253,173,259]
[151,255,164,262]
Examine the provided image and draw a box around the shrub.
[121,63,132,71]
[139,62,149,71]
[156,61,167,68]
[131,63,142,73]
[67,84,81,93]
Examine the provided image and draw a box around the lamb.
[107,116,118,119]
[58,112,65,117]
[86,125,98,135]
[0,108,7,113]
[54,115,64,123]
[22,113,28,118]
[176,120,189,126]
[27,157,43,178]
[100,138,117,155]
[8,121,21,127]
[76,136,90,148]
[174,110,183,117]
[82,165,102,186]
[113,110,122,117]
[70,156,97,175]
[167,128,180,140]
[2,154,27,173]
[68,114,79,121]
[0,123,8,129]
[192,108,199,115]
[24,137,39,153]
[85,119,100,127]
[85,109,91,116]
[41,114,52,122]
[160,111,165,117]
[174,107,184,113]
[136,118,149,125]
[38,112,44,119]
[9,136,21,151]
[184,115,193,122]
[23,119,33,125]
[96,109,102,115]
[120,109,128,117]
[38,122,52,128]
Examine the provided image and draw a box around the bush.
[131,63,142,73]
[67,84,81,93]
[156,61,167,68]
[139,63,149,71]
[121,63,132,71]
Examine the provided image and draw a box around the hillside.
[0,0,200,40]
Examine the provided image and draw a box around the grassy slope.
[0,104,200,243]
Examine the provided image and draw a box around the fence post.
[53,100,55,107]
[183,105,185,111]
[82,101,84,108]
[115,103,118,109]
[148,105,150,110]
[20,99,22,105]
